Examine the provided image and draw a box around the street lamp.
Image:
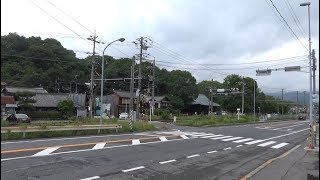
[300,2,314,148]
[253,79,256,122]
[99,38,125,130]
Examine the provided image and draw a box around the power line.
[267,0,308,51]
[156,55,307,66]
[284,0,308,38]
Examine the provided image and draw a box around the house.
[144,96,170,108]
[31,93,87,117]
[1,86,48,96]
[1,96,17,118]
[189,94,220,115]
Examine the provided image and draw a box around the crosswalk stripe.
[201,135,223,138]
[271,143,289,149]
[245,140,265,145]
[32,147,60,156]
[257,141,277,147]
[233,138,254,143]
[159,136,168,141]
[132,139,140,145]
[210,136,233,140]
[221,137,243,141]
[92,142,106,150]
[180,135,189,139]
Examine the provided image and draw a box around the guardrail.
[1,124,122,138]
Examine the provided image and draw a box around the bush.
[154,108,171,120]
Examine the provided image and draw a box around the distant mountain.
[265,91,319,105]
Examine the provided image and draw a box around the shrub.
[18,111,63,120]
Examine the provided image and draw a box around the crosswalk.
[159,131,289,149]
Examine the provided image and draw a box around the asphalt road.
[1,120,309,180]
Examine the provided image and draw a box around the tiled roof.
[113,91,136,98]
[5,87,48,94]
[1,96,15,105]
[32,93,86,107]
[191,94,220,107]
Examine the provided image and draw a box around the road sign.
[256,69,271,76]
[284,66,301,71]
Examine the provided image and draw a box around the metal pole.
[129,56,135,131]
[137,37,143,120]
[254,80,256,122]
[282,89,284,115]
[312,49,316,94]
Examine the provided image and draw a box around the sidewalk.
[249,125,319,180]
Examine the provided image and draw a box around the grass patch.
[1,119,157,140]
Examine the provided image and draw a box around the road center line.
[207,150,217,154]
[187,154,200,158]
[80,176,100,180]
[262,128,308,141]
[223,147,232,150]
[122,166,145,173]
[159,159,176,164]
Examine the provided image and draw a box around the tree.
[57,99,74,118]
[15,91,36,111]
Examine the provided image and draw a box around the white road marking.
[159,136,168,141]
[187,154,200,158]
[223,147,232,150]
[80,176,100,180]
[92,142,106,150]
[32,147,60,156]
[207,150,218,154]
[245,140,265,145]
[263,128,308,141]
[210,136,233,140]
[271,143,289,149]
[272,123,306,130]
[236,145,243,147]
[180,135,189,139]
[122,166,145,172]
[132,139,140,145]
[233,138,253,143]
[287,129,292,131]
[221,137,243,141]
[1,137,188,162]
[257,141,277,147]
[201,135,223,138]
[189,134,210,137]
[159,159,176,164]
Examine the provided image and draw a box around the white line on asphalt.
[159,159,176,164]
[233,138,253,143]
[180,135,189,139]
[223,147,232,150]
[207,150,218,154]
[271,143,289,149]
[287,129,292,131]
[92,142,106,150]
[32,147,60,156]
[236,145,243,147]
[122,166,145,173]
[272,123,306,130]
[201,135,223,138]
[1,133,149,145]
[159,136,168,142]
[80,176,100,180]
[1,137,188,162]
[210,136,233,140]
[263,128,308,141]
[257,141,277,147]
[187,154,200,158]
[221,137,243,141]
[132,139,140,145]
[245,140,265,145]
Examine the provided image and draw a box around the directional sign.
[284,66,301,71]
[256,69,271,76]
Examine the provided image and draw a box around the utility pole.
[282,89,284,115]
[312,49,316,94]
[241,77,245,114]
[297,91,299,104]
[137,37,143,120]
[151,58,155,116]
[129,56,135,131]
[87,30,98,118]
[253,80,256,122]
[304,91,306,107]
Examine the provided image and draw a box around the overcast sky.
[1,0,319,93]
